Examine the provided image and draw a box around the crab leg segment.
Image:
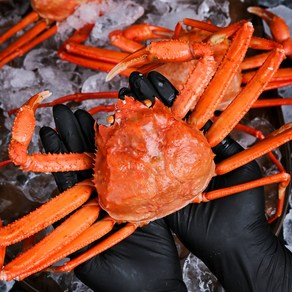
[0,179,94,247]
[0,199,99,282]
[9,91,94,172]
[58,24,133,74]
[0,11,39,45]
[189,22,254,128]
[110,24,173,52]
[16,216,116,281]
[242,67,292,86]
[53,222,138,273]
[248,6,292,58]
[171,55,217,119]
[0,20,47,60]
[196,172,290,222]
[106,40,214,82]
[184,18,281,51]
[216,123,292,175]
[0,220,4,269]
[0,25,57,69]
[0,19,57,68]
[206,48,286,147]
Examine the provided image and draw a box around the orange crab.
[57,6,292,110]
[0,0,106,67]
[0,21,292,282]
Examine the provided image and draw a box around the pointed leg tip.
[0,271,6,281]
[105,72,113,82]
[41,90,52,98]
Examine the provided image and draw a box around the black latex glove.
[125,71,292,291]
[40,103,186,292]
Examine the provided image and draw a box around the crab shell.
[93,97,216,223]
[31,0,103,21]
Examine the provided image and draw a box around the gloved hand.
[125,71,292,292]
[39,102,186,292]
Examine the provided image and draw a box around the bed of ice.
[0,0,292,291]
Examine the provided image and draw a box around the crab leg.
[252,98,292,108]
[58,23,172,71]
[0,199,99,282]
[0,19,48,61]
[184,18,281,51]
[0,179,94,247]
[192,121,291,222]
[110,24,173,52]
[0,11,39,45]
[8,91,118,116]
[248,6,292,59]
[65,43,128,63]
[9,91,94,172]
[60,51,134,75]
[53,222,138,273]
[0,25,57,69]
[196,172,290,223]
[0,220,4,269]
[206,48,286,147]
[211,120,292,222]
[215,123,292,174]
[242,68,292,90]
[170,55,216,119]
[16,216,116,281]
[189,22,254,128]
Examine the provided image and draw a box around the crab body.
[94,97,215,222]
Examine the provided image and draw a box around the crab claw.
[106,47,152,81]
[120,23,174,42]
[106,40,212,81]
[248,6,292,59]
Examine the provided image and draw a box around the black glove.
[40,103,186,291]
[126,71,292,292]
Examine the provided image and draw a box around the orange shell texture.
[94,97,215,223]
[31,0,102,21]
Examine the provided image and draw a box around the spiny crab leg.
[189,22,254,128]
[106,22,253,120]
[15,216,116,281]
[206,48,286,147]
[0,197,99,281]
[0,179,94,247]
[9,91,94,172]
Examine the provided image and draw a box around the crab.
[56,6,292,110]
[0,21,292,282]
[0,0,107,68]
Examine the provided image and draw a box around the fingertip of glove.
[74,109,95,124]
[147,71,178,107]
[129,71,159,103]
